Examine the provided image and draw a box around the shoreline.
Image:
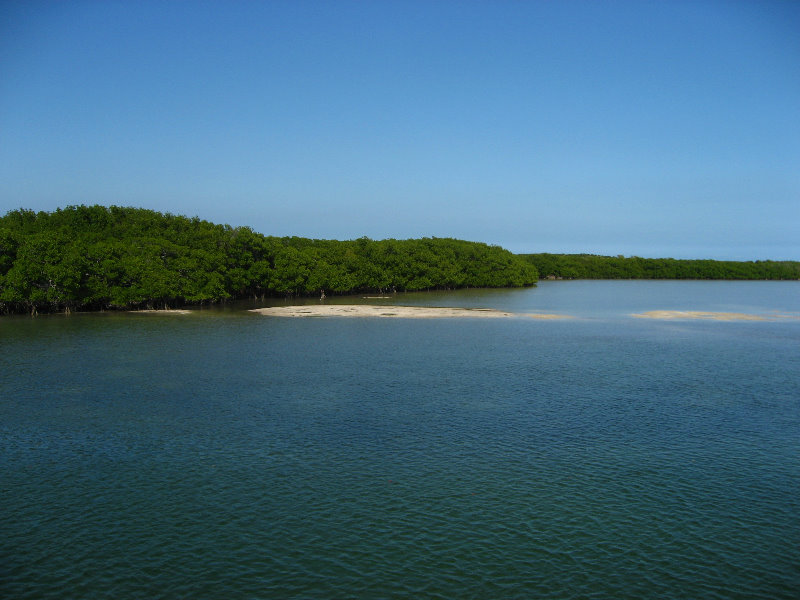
[250,305,571,319]
[250,305,799,321]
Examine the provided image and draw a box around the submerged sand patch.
[632,310,778,321]
[250,305,570,319]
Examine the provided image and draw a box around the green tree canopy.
[0,205,538,314]
[521,253,799,281]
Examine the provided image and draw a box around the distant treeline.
[522,253,800,280]
[0,205,537,314]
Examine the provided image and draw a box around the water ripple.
[2,313,799,599]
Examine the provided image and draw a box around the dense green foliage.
[0,205,537,314]
[522,253,800,280]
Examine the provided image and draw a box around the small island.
[0,205,537,315]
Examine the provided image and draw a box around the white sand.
[250,305,570,319]
[129,309,193,315]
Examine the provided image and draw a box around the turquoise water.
[2,281,799,598]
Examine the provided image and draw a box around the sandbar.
[632,310,779,321]
[129,309,193,315]
[250,305,569,319]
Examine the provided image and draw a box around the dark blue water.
[2,282,799,598]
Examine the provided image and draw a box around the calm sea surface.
[2,281,799,599]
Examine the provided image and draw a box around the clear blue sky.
[1,0,798,259]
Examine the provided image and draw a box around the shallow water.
[2,281,799,598]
